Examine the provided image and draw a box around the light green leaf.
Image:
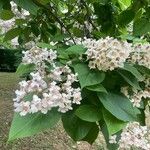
[65,45,86,56]
[16,64,35,76]
[0,10,14,20]
[74,63,105,89]
[75,105,102,122]
[98,92,140,122]
[37,42,56,49]
[9,109,61,141]
[102,108,127,135]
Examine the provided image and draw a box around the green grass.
[0,72,106,150]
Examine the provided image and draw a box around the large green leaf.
[98,92,140,122]
[62,111,94,141]
[102,108,127,135]
[65,45,86,56]
[82,123,99,144]
[135,65,150,77]
[74,63,105,89]
[9,109,61,141]
[75,105,102,122]
[133,18,150,36]
[4,28,21,41]
[0,10,14,20]
[118,70,141,90]
[16,64,35,76]
[13,0,39,15]
[122,63,144,81]
[118,9,135,27]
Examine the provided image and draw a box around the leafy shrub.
[0,49,22,72]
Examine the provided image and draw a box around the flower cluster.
[82,37,132,71]
[14,47,82,116]
[22,46,57,75]
[110,122,150,150]
[130,43,150,69]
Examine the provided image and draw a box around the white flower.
[129,43,150,69]
[109,135,117,144]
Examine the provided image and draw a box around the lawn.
[0,72,105,150]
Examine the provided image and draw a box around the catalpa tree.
[0,0,150,149]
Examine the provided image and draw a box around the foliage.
[0,49,22,72]
[0,0,150,150]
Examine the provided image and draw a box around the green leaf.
[15,19,27,25]
[133,18,150,36]
[82,123,99,144]
[65,45,86,56]
[99,120,119,150]
[4,28,21,41]
[75,105,102,122]
[97,92,140,122]
[135,65,150,77]
[36,0,50,5]
[37,42,56,49]
[9,109,61,141]
[74,63,105,89]
[16,64,35,76]
[118,0,131,10]
[62,111,94,141]
[118,9,135,27]
[0,10,14,20]
[102,108,127,135]
[118,70,141,90]
[13,0,39,15]
[122,63,144,81]
[86,84,107,93]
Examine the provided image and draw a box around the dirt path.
[0,73,105,150]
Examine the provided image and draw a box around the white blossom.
[14,47,82,115]
[112,122,150,150]
[129,43,150,69]
[82,37,132,71]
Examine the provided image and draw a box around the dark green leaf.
[62,111,93,141]
[74,63,105,89]
[86,84,107,93]
[118,70,141,90]
[135,65,150,77]
[13,0,39,15]
[9,109,61,141]
[122,63,144,81]
[75,105,102,122]
[118,9,135,27]
[82,123,99,144]
[98,92,140,121]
